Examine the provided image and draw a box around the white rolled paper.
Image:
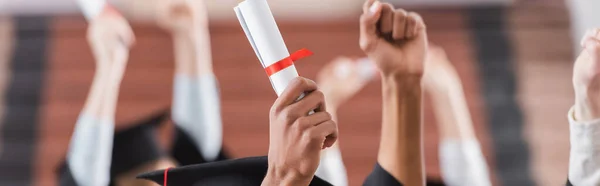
[234,0,299,97]
[77,0,106,20]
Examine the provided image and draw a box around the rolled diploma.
[234,0,299,97]
[77,0,106,20]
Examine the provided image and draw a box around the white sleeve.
[67,114,114,186]
[76,0,106,20]
[440,139,492,186]
[172,74,223,161]
[568,107,600,186]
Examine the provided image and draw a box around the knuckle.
[314,90,325,100]
[323,112,333,121]
[282,110,298,124]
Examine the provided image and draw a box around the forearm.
[173,28,213,76]
[81,61,111,118]
[378,74,424,186]
[172,27,223,160]
[429,84,475,140]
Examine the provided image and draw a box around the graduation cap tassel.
[164,167,172,186]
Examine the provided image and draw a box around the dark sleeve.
[362,163,404,186]
[567,179,573,186]
[57,163,78,186]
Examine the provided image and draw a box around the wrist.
[381,74,422,94]
[574,81,600,121]
[262,167,311,186]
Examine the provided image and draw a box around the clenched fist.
[359,0,427,77]
[87,8,134,67]
[263,77,338,186]
[573,28,600,121]
[156,0,208,34]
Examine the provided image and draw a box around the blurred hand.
[573,28,600,121]
[317,57,372,109]
[87,8,134,68]
[156,0,208,34]
[264,77,338,186]
[359,0,427,77]
[423,45,461,94]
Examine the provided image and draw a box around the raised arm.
[359,0,427,185]
[156,0,225,164]
[569,28,600,186]
[423,46,491,186]
[62,9,134,186]
[262,77,338,186]
[315,57,376,186]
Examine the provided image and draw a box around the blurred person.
[423,46,492,186]
[315,57,376,186]
[58,4,136,186]
[138,77,336,186]
[139,0,430,185]
[568,28,600,186]
[155,0,229,166]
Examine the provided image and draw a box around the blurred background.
[0,0,597,185]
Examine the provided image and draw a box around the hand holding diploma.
[264,77,338,186]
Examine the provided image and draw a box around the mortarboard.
[170,124,229,166]
[109,109,170,179]
[57,109,170,186]
[138,156,333,186]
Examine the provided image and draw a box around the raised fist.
[87,8,134,67]
[573,28,600,121]
[359,0,427,77]
[156,0,208,34]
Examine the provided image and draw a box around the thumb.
[359,0,382,52]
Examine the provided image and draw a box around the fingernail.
[369,1,380,15]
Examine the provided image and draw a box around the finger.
[359,1,382,51]
[378,3,395,35]
[409,12,426,39]
[581,29,595,47]
[308,120,338,149]
[362,0,377,13]
[593,28,600,38]
[274,77,318,112]
[404,12,417,39]
[286,90,325,116]
[115,19,135,47]
[392,9,408,40]
[295,112,332,129]
[584,37,600,58]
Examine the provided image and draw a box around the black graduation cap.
[110,109,170,178]
[137,156,333,186]
[171,124,229,166]
[57,109,170,186]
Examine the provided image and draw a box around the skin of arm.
[359,0,428,185]
[569,28,600,186]
[424,46,491,186]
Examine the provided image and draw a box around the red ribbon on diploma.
[264,48,313,76]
